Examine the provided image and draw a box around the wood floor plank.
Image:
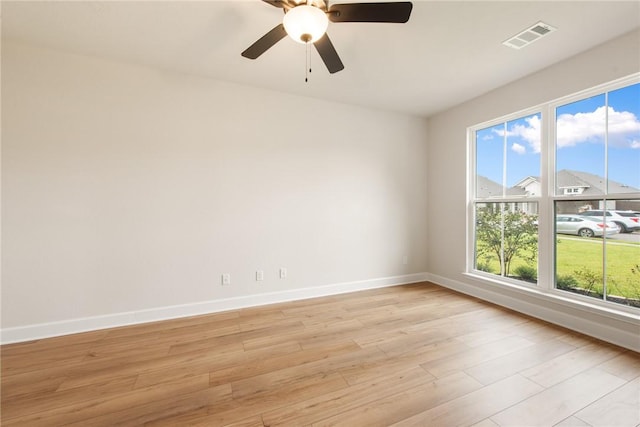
[390,374,544,426]
[520,342,624,387]
[55,345,245,391]
[341,338,470,386]
[375,327,461,358]
[505,318,571,344]
[105,310,240,340]
[464,338,577,385]
[1,370,68,401]
[403,305,529,341]
[595,351,640,381]
[223,415,266,427]
[472,419,501,427]
[151,372,348,426]
[82,339,172,362]
[2,374,214,426]
[2,374,138,420]
[136,341,301,389]
[67,382,232,427]
[209,341,361,387]
[490,368,627,426]
[173,318,304,353]
[422,335,536,379]
[553,416,593,426]
[573,376,640,427]
[262,366,436,426]
[311,371,483,427]
[0,330,107,356]
[2,283,636,426]
[241,318,362,351]
[228,345,379,400]
[1,342,93,376]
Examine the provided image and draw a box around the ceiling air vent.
[503,21,557,50]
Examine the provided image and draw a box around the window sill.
[429,271,639,350]
[462,272,640,325]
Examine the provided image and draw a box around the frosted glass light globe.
[283,5,329,44]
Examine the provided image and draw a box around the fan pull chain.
[305,42,312,83]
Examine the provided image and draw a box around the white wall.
[426,29,640,351]
[1,41,429,339]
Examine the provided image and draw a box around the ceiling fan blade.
[262,0,296,10]
[314,33,344,74]
[328,2,413,23]
[241,24,288,60]
[262,0,285,8]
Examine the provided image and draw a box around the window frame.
[468,106,546,288]
[467,73,640,315]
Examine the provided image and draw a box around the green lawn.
[476,236,640,302]
[556,237,640,299]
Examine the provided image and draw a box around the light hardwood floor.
[2,283,639,426]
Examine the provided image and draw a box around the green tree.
[476,205,538,277]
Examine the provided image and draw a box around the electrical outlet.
[256,270,264,281]
[279,267,287,279]
[221,273,231,286]
[403,255,408,265]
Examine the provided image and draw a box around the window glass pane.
[556,94,606,196]
[607,83,640,194]
[506,114,541,198]
[476,125,505,198]
[603,201,640,307]
[475,202,538,283]
[475,203,501,274]
[555,201,605,301]
[555,199,639,307]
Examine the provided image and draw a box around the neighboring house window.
[473,113,541,284]
[469,74,640,311]
[563,187,583,195]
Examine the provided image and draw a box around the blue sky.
[476,82,640,191]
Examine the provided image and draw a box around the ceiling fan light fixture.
[282,5,328,44]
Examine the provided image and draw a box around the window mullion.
[539,104,553,292]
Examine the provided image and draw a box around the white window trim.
[467,72,640,317]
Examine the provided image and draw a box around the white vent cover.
[503,21,557,50]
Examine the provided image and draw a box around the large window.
[473,113,541,283]
[470,75,640,311]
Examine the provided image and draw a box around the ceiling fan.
[241,0,413,74]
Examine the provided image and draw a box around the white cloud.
[512,115,541,153]
[511,142,526,155]
[557,106,640,149]
[493,115,541,153]
[490,107,640,152]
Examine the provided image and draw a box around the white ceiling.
[2,1,639,117]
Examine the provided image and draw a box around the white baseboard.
[0,272,430,344]
[428,273,640,353]
[5,271,637,352]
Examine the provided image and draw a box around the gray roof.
[476,170,638,199]
[506,186,527,196]
[476,175,503,198]
[557,170,639,195]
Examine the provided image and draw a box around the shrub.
[476,260,494,274]
[556,274,578,290]
[573,267,603,297]
[514,265,537,282]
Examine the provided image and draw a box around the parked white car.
[556,214,620,238]
[580,210,640,233]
